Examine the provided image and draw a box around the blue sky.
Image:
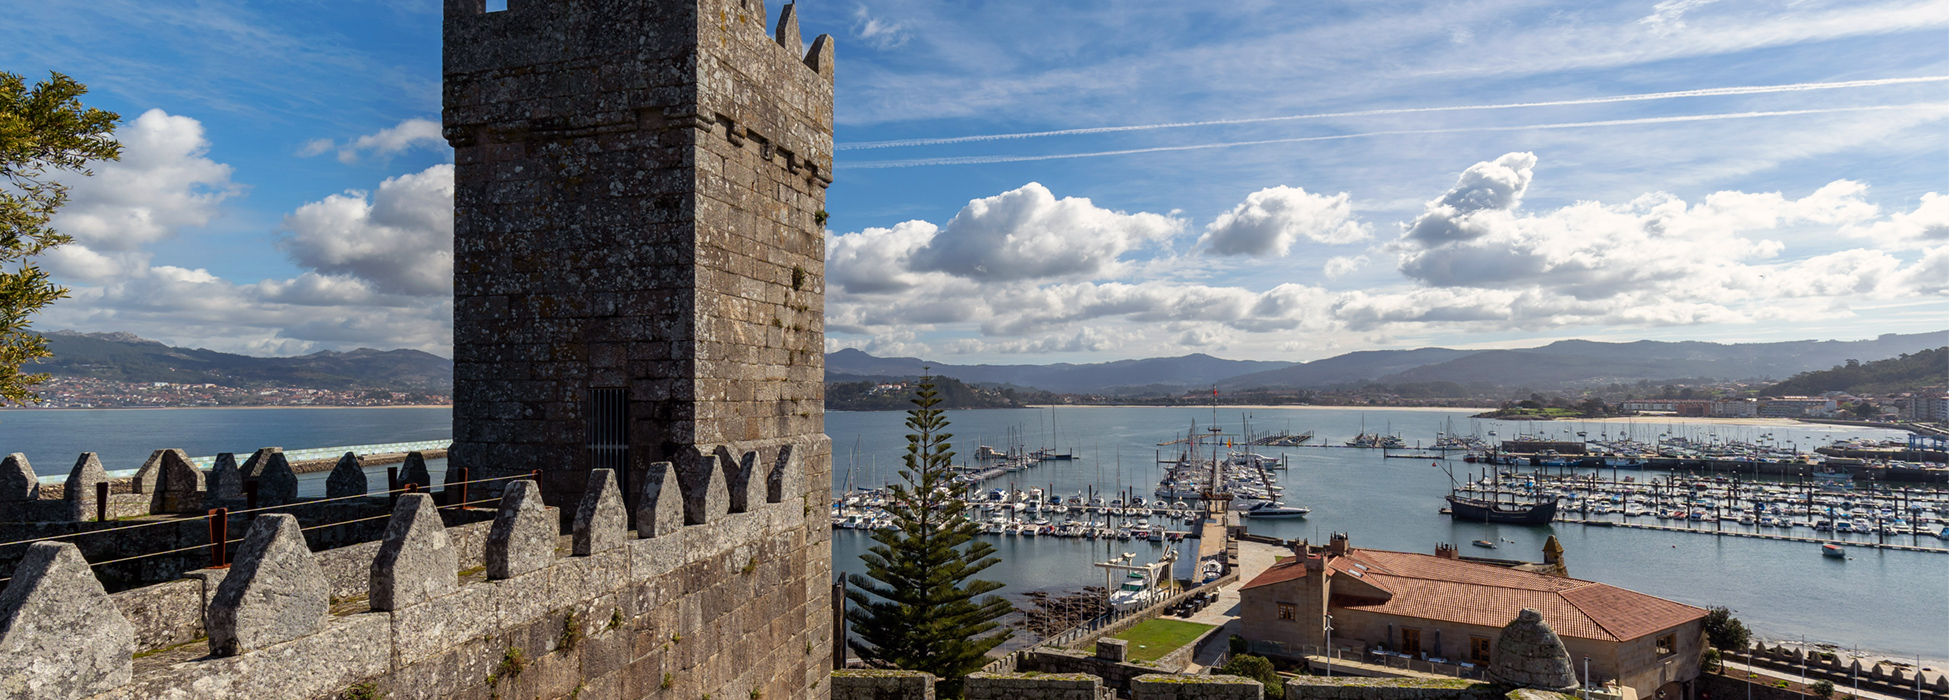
[2,0,1945,362]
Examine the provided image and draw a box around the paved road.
[1178,540,1286,673]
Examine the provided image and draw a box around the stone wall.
[0,498,492,593]
[963,672,1116,700]
[1131,674,1264,700]
[1725,647,1948,700]
[1697,673,1813,700]
[0,461,829,700]
[826,670,1273,700]
[80,517,504,658]
[831,670,937,700]
[1023,648,1178,695]
[1284,676,1504,700]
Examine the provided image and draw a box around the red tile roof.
[1242,558,1312,590]
[1243,548,1704,642]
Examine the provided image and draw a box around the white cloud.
[1323,255,1370,279]
[1401,152,1536,246]
[1640,0,1720,35]
[300,118,447,164]
[296,138,335,157]
[880,182,1180,282]
[826,220,939,294]
[937,327,1129,355]
[280,164,455,296]
[1843,192,1948,251]
[1395,155,1888,304]
[1200,186,1369,256]
[50,109,239,255]
[827,165,1946,360]
[34,111,455,356]
[1176,327,1230,349]
[852,5,909,49]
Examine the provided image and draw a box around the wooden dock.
[1555,518,1949,553]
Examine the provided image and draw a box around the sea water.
[2,405,1941,663]
[826,406,1948,665]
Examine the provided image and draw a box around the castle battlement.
[443,0,833,187]
[0,455,825,700]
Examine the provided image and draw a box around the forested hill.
[35,330,453,391]
[825,376,1028,411]
[1762,347,1948,396]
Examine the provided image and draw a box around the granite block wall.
[443,0,833,503]
[442,1,836,698]
[830,670,936,700]
[1284,676,1502,700]
[0,460,832,700]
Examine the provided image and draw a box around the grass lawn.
[1090,619,1216,663]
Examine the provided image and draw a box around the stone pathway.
[1719,659,1919,700]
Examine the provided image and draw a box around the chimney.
[1327,532,1350,557]
[1436,543,1458,560]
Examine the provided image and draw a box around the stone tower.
[444,4,835,696]
[443,0,833,507]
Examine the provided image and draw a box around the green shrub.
[498,646,526,679]
[1811,680,1835,699]
[1220,654,1285,699]
[560,613,583,651]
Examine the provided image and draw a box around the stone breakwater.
[0,436,831,700]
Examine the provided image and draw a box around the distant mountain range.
[824,348,1288,394]
[829,331,1950,394]
[35,331,453,391]
[34,328,1946,398]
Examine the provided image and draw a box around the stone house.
[1239,534,1706,700]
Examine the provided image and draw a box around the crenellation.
[370,494,459,611]
[206,514,328,656]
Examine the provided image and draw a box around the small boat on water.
[1472,539,1497,549]
[1241,501,1311,519]
[1822,542,1847,559]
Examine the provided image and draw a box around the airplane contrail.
[838,104,1946,169]
[836,76,1948,151]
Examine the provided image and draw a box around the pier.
[1554,518,1949,553]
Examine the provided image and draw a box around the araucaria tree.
[846,375,1013,697]
[0,72,120,405]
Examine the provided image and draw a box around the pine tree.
[0,72,120,405]
[845,374,1013,698]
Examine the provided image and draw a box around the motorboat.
[1241,501,1311,519]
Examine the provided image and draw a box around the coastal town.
[22,376,452,408]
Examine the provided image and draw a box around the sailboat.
[1437,459,1557,525]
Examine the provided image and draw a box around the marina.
[824,405,1948,667]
